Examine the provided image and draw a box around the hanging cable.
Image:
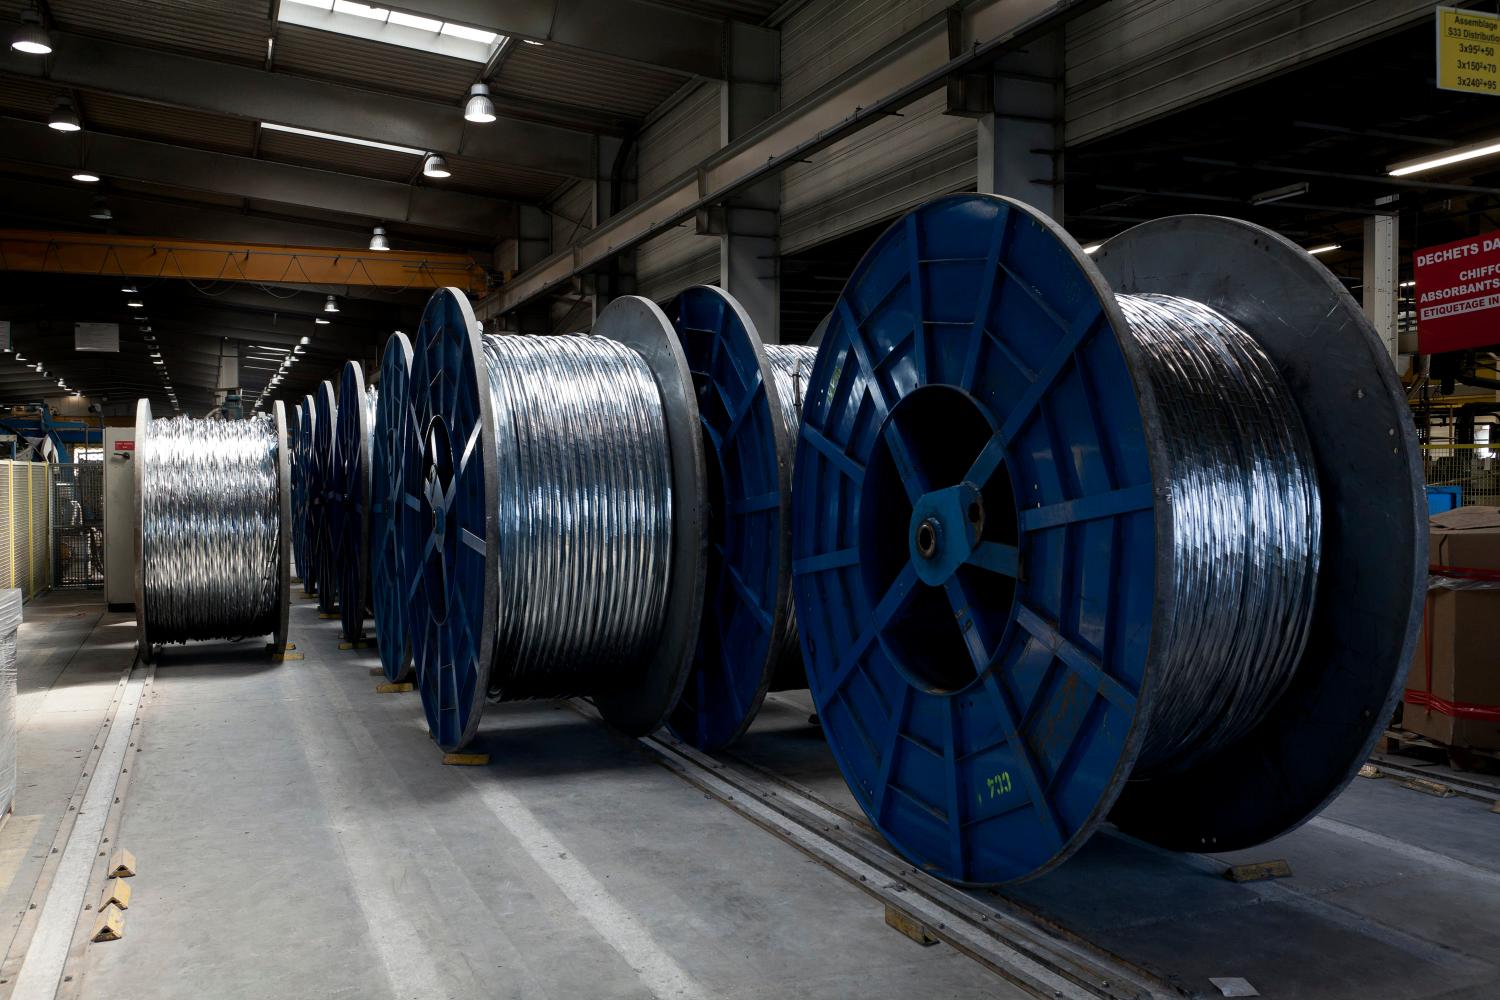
[139,414,284,644]
[765,343,817,675]
[482,334,674,700]
[1116,293,1322,776]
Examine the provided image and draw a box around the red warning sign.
[1415,232,1500,353]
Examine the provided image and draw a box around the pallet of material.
[1379,728,1500,775]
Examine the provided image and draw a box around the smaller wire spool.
[311,380,338,616]
[764,342,816,690]
[133,400,291,661]
[402,288,705,751]
[330,361,373,643]
[372,332,414,682]
[299,394,320,595]
[790,195,1424,885]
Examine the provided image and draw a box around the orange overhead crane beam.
[0,229,490,296]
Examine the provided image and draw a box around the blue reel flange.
[790,193,1424,885]
[666,285,792,750]
[311,379,338,616]
[402,289,498,751]
[290,402,306,583]
[330,360,373,643]
[372,332,414,682]
[297,397,318,594]
[402,289,707,751]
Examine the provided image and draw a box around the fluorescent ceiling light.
[1081,243,1103,255]
[121,285,137,293]
[1400,280,1416,288]
[279,0,502,63]
[1389,137,1500,177]
[1306,243,1340,255]
[259,121,425,157]
[522,39,544,46]
[314,317,330,325]
[126,299,144,308]
[72,172,100,183]
[1249,181,1308,206]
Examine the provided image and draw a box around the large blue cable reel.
[666,285,793,751]
[311,379,338,617]
[789,194,1424,885]
[331,360,373,644]
[372,332,415,682]
[402,288,707,752]
[290,402,306,583]
[297,398,318,594]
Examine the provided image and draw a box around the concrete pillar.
[1363,197,1399,362]
[718,22,780,342]
[590,134,637,324]
[975,34,1064,220]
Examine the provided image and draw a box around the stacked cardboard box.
[1403,506,1500,750]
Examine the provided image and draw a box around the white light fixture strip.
[259,121,425,157]
[1389,137,1500,177]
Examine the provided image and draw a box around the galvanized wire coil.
[482,333,673,700]
[766,343,816,678]
[1117,293,1322,776]
[139,414,283,644]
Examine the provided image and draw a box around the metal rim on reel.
[312,379,338,616]
[132,397,152,659]
[1093,215,1425,851]
[666,285,792,750]
[372,332,414,682]
[403,288,498,751]
[272,400,293,654]
[299,394,319,595]
[331,361,373,643]
[589,295,708,735]
[791,193,1424,885]
[291,402,306,582]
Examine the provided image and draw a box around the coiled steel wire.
[482,334,673,700]
[1117,294,1322,776]
[139,414,282,644]
[766,344,817,675]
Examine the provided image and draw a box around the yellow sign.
[1438,6,1500,95]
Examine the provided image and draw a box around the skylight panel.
[276,2,504,63]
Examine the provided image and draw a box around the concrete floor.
[2,590,1498,1000]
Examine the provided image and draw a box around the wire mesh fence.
[51,462,102,590]
[1423,444,1500,508]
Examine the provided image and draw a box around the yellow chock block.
[1402,776,1455,798]
[91,904,125,942]
[272,652,305,662]
[102,877,131,910]
[375,682,413,694]
[1224,859,1292,883]
[107,849,137,878]
[338,640,371,650]
[318,612,340,620]
[884,905,939,946]
[442,752,490,766]
[264,641,296,651]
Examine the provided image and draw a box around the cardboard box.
[1403,507,1500,749]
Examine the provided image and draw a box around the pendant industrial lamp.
[422,154,451,178]
[9,5,51,55]
[463,83,496,124]
[49,97,81,132]
[369,226,390,251]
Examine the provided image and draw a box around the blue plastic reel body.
[290,403,305,581]
[791,194,1161,885]
[667,286,792,751]
[297,398,318,593]
[331,361,372,642]
[312,380,338,615]
[402,289,497,751]
[372,332,414,682]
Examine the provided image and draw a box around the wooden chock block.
[442,752,490,766]
[338,640,371,650]
[91,904,125,942]
[107,848,137,878]
[318,612,340,620]
[1224,859,1291,883]
[102,877,131,910]
[375,682,413,694]
[1402,776,1455,798]
[884,904,939,946]
[272,652,305,662]
[1357,763,1381,779]
[1492,799,1500,815]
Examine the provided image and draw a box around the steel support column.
[1364,196,1400,361]
[717,22,781,344]
[976,34,1064,218]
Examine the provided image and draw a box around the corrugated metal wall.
[547,179,595,254]
[779,0,975,255]
[635,83,723,303]
[1064,0,1433,145]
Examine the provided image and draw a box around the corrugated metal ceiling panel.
[651,0,780,21]
[442,156,568,202]
[110,178,246,208]
[256,128,420,182]
[0,77,64,118]
[81,92,257,155]
[272,23,478,102]
[496,42,688,120]
[48,0,272,65]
